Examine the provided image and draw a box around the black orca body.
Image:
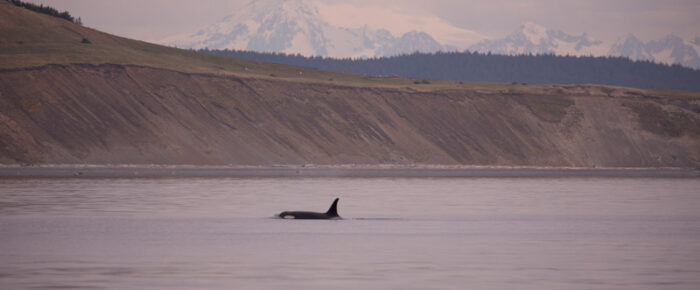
[278,198,340,220]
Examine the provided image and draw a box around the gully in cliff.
[278,198,341,220]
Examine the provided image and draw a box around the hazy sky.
[31,0,700,44]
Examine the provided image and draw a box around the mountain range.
[469,22,700,70]
[161,0,700,69]
[160,0,448,58]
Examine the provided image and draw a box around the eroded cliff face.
[0,64,698,167]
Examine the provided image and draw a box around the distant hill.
[1,1,699,167]
[204,49,700,91]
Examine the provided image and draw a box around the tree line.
[202,49,700,92]
[8,0,81,24]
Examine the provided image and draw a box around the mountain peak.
[620,33,641,42]
[161,0,449,58]
[376,30,443,57]
[610,34,653,61]
[469,22,607,56]
[609,33,700,67]
[519,21,548,44]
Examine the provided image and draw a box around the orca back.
[278,198,340,220]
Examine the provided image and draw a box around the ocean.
[1,177,699,289]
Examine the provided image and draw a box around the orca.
[278,198,341,220]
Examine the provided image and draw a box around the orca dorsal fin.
[326,198,339,217]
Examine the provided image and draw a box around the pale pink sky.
[31,0,700,44]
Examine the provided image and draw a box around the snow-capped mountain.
[608,34,650,60]
[161,0,450,58]
[469,22,700,69]
[376,31,444,57]
[162,0,328,55]
[609,34,700,69]
[161,0,700,69]
[468,22,607,57]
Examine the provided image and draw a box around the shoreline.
[1,165,697,178]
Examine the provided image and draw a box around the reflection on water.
[1,177,699,289]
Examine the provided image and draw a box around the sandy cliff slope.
[0,2,698,167]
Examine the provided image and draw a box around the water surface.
[1,177,699,289]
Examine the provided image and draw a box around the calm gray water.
[1,177,699,289]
